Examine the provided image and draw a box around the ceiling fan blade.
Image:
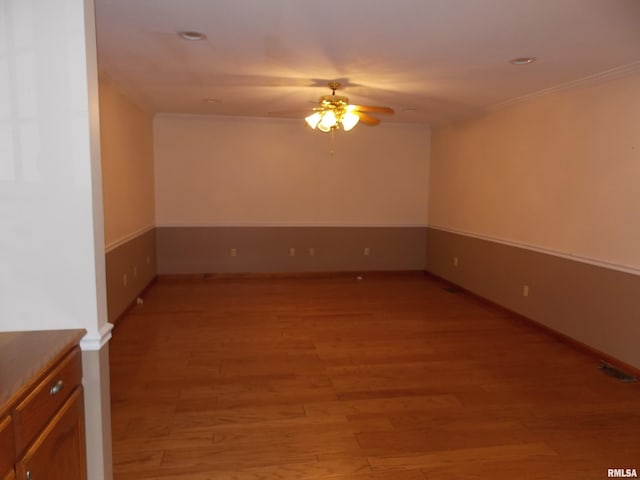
[355,111,381,126]
[351,105,395,114]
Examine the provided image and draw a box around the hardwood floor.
[109,273,640,479]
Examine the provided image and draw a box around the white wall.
[429,71,640,272]
[0,0,108,337]
[0,1,113,479]
[154,115,430,227]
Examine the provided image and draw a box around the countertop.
[0,329,86,418]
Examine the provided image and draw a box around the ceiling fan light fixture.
[305,112,321,129]
[304,82,393,133]
[319,110,337,130]
[317,122,332,133]
[341,111,359,131]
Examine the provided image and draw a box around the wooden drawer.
[16,387,86,480]
[0,416,15,478]
[12,347,82,455]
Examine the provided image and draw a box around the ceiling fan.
[305,82,394,132]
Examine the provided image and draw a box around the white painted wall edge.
[80,323,114,351]
[105,225,155,253]
[429,225,640,276]
[156,222,429,228]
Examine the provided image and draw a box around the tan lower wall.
[156,226,427,274]
[105,229,157,322]
[425,227,640,369]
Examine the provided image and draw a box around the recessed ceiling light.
[509,57,536,65]
[178,31,206,41]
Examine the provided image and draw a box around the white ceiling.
[95,0,640,125]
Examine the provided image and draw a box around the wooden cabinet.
[15,388,86,480]
[0,331,86,480]
[0,416,15,480]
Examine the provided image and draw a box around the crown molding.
[488,60,640,113]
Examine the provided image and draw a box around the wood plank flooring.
[109,273,640,479]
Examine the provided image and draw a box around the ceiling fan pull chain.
[330,129,335,155]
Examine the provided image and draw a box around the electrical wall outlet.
[308,247,315,257]
[289,247,296,257]
[364,247,370,256]
[523,285,529,297]
[230,248,237,257]
[453,256,459,267]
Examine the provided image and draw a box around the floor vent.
[599,362,638,382]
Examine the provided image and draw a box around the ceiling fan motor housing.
[320,94,349,109]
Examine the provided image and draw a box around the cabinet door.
[15,388,86,480]
[0,415,15,480]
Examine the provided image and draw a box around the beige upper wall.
[154,115,430,227]
[429,71,640,271]
[99,79,155,248]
